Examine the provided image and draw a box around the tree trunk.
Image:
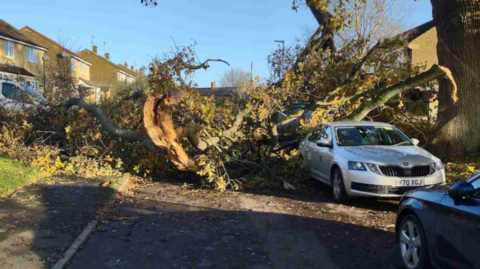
[431,0,480,157]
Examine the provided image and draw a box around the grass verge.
[0,156,42,197]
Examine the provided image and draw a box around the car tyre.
[398,214,431,269]
[331,168,349,203]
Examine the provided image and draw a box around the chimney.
[211,81,216,89]
[105,53,110,60]
[92,45,98,54]
[124,61,128,67]
[130,65,134,71]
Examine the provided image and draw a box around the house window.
[85,65,89,76]
[71,58,76,71]
[26,47,38,63]
[4,40,14,58]
[80,63,83,74]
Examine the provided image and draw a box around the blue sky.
[4,0,433,87]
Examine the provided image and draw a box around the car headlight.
[437,160,444,170]
[430,163,436,174]
[348,161,366,171]
[366,163,381,175]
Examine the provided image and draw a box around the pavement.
[0,176,115,269]
[67,181,403,269]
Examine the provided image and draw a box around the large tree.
[431,0,480,157]
[219,68,251,88]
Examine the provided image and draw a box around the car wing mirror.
[316,138,332,148]
[448,181,475,199]
[411,138,420,146]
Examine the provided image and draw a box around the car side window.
[471,176,480,199]
[323,126,332,143]
[308,129,320,142]
[308,125,330,143]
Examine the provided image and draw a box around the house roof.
[0,20,47,50]
[0,63,35,77]
[117,64,138,78]
[194,87,238,97]
[20,26,91,65]
[78,49,137,78]
[78,77,100,88]
[395,20,435,43]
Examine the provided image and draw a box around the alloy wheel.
[400,220,422,268]
[333,172,342,200]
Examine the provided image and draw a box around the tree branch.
[118,90,144,105]
[223,106,253,139]
[60,95,147,142]
[345,64,450,121]
[181,59,230,70]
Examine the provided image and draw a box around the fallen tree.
[51,0,461,191]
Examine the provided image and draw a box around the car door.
[435,176,480,268]
[316,125,334,183]
[305,130,322,179]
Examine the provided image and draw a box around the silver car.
[300,121,445,202]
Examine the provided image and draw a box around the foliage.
[445,161,480,184]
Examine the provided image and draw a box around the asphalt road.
[68,181,403,269]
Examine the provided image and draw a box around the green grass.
[0,157,42,197]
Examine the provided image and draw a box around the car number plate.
[394,179,424,187]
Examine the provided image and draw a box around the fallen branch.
[345,64,454,121]
[60,96,147,142]
[118,90,144,105]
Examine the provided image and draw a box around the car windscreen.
[336,126,412,146]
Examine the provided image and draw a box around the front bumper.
[342,168,446,198]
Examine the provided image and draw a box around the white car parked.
[0,80,44,111]
[300,121,445,202]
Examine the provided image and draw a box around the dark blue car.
[396,173,480,268]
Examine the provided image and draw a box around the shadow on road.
[0,177,111,268]
[67,193,403,269]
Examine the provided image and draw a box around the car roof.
[326,121,393,127]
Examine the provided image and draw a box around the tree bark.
[431,0,480,157]
[143,92,200,172]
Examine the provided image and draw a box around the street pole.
[41,54,49,94]
[44,61,46,93]
[274,40,285,76]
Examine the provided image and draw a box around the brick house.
[0,20,48,92]
[77,45,138,98]
[396,21,439,122]
[20,26,104,102]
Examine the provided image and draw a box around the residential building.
[77,45,138,97]
[396,21,439,122]
[194,81,240,99]
[20,26,104,103]
[398,20,437,70]
[0,20,48,92]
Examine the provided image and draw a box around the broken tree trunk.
[143,91,200,172]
